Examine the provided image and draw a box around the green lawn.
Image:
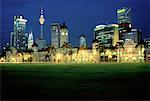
[1,63,150,100]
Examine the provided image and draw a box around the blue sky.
[1,0,150,48]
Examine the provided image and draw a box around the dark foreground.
[1,63,150,100]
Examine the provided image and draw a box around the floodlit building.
[123,29,142,43]
[11,16,28,51]
[60,23,69,48]
[144,38,150,62]
[117,7,133,43]
[28,31,34,49]
[117,7,132,24]
[76,49,92,63]
[118,23,142,43]
[117,40,144,62]
[51,23,60,49]
[79,34,86,47]
[94,24,119,47]
[92,39,100,63]
[118,23,132,42]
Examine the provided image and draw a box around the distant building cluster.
[0,7,150,63]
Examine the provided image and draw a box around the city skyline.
[1,0,150,49]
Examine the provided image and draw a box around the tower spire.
[41,4,43,15]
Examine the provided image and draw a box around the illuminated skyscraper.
[79,34,86,47]
[51,23,60,48]
[94,24,119,47]
[60,23,69,48]
[11,16,28,51]
[117,7,132,24]
[10,32,13,47]
[118,23,132,42]
[117,7,132,42]
[28,31,34,49]
[123,29,142,43]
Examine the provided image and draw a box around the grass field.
[1,63,150,100]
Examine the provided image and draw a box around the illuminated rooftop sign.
[117,9,125,14]
[96,25,106,28]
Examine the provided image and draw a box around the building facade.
[60,23,69,48]
[118,23,132,42]
[28,31,34,49]
[11,16,28,51]
[144,38,150,62]
[123,29,142,43]
[79,34,86,47]
[94,24,119,47]
[117,40,144,62]
[51,23,60,49]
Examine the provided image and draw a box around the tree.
[135,40,145,62]
[68,48,73,62]
[95,44,105,62]
[45,44,56,61]
[61,42,72,55]
[26,49,34,62]
[116,42,124,62]
[32,43,39,62]
[109,46,117,62]
[61,42,72,63]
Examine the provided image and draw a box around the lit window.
[61,32,64,35]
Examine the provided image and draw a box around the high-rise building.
[36,8,46,50]
[117,7,132,24]
[60,23,69,48]
[51,23,60,48]
[144,38,150,62]
[10,32,13,47]
[118,23,132,42]
[123,29,142,43]
[79,34,86,47]
[94,24,119,47]
[117,7,132,42]
[28,31,34,49]
[144,38,150,48]
[117,7,142,44]
[11,16,28,51]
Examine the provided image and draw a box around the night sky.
[1,0,150,48]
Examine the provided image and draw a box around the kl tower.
[39,8,45,39]
[36,7,46,50]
